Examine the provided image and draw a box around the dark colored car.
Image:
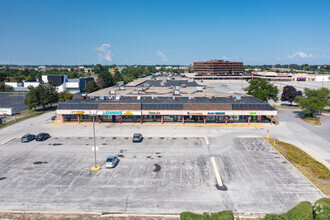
[21,134,36,143]
[36,133,51,141]
[133,133,143,142]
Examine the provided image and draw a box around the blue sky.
[0,0,330,65]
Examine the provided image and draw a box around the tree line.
[245,78,330,118]
[85,64,158,93]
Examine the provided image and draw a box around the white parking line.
[70,168,86,185]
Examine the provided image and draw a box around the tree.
[85,80,100,93]
[97,70,113,88]
[113,71,123,83]
[244,78,279,102]
[295,88,330,118]
[58,91,73,102]
[24,82,59,110]
[0,82,13,91]
[24,86,39,110]
[281,85,302,105]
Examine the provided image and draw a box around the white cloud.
[156,50,167,62]
[222,56,230,60]
[95,43,112,62]
[287,51,313,59]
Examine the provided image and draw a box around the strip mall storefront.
[56,109,276,125]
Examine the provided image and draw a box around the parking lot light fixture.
[90,115,101,171]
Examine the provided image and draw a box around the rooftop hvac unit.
[137,95,142,100]
[99,96,105,100]
[108,96,114,100]
[235,96,241,101]
[175,86,180,90]
[109,90,116,95]
[182,84,186,88]
[188,79,193,82]
[152,96,157,100]
[115,95,121,100]
[173,96,178,100]
[196,87,203,92]
[174,90,180,95]
[189,97,195,101]
[119,86,125,90]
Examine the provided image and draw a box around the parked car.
[36,133,51,141]
[104,156,119,168]
[133,133,143,142]
[21,134,36,143]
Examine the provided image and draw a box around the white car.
[104,156,119,168]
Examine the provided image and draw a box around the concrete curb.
[0,210,180,219]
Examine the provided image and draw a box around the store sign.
[187,112,203,115]
[207,112,225,115]
[249,112,256,115]
[76,111,84,114]
[148,111,160,115]
[102,111,122,115]
[123,111,134,115]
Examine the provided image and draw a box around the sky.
[0,0,330,65]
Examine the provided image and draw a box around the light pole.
[91,115,101,171]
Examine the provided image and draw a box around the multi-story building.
[193,60,243,74]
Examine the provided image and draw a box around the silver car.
[104,156,119,168]
[133,133,143,142]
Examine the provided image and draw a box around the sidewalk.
[50,121,274,127]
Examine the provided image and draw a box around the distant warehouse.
[56,96,277,125]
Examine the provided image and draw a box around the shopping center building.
[55,76,277,125]
[56,96,277,125]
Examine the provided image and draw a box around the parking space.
[0,136,323,214]
[0,137,217,213]
[212,137,323,213]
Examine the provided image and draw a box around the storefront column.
[225,116,228,125]
[98,116,101,124]
[204,116,206,124]
[62,115,64,124]
[182,115,184,124]
[119,116,122,124]
[77,115,80,124]
[161,115,164,124]
[248,116,250,125]
[140,115,143,124]
[271,115,273,125]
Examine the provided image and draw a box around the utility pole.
[91,115,101,171]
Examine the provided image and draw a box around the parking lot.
[0,135,323,214]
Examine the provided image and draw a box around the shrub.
[264,201,313,220]
[314,198,330,220]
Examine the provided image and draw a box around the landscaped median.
[265,138,330,196]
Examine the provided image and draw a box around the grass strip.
[180,211,234,220]
[266,138,330,195]
[0,105,56,130]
